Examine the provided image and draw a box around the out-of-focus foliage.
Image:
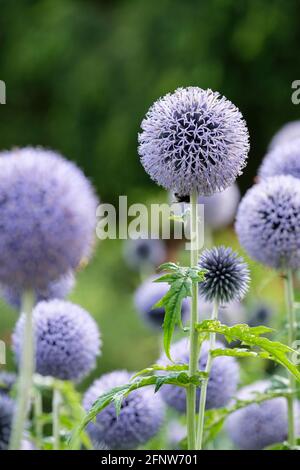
[0,0,299,201]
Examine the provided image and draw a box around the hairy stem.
[186,189,199,450]
[284,270,296,447]
[196,300,219,450]
[9,290,35,450]
[53,387,61,450]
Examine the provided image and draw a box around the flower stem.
[284,270,296,447]
[53,387,61,450]
[9,289,35,450]
[196,299,219,450]
[186,189,199,450]
[34,388,43,444]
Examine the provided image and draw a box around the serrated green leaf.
[132,363,190,379]
[196,320,300,381]
[211,348,271,359]
[154,264,206,359]
[69,371,207,449]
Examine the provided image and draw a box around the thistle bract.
[226,381,300,450]
[13,300,101,382]
[236,176,300,270]
[139,87,249,196]
[0,147,98,289]
[158,338,239,413]
[83,370,165,450]
[198,246,250,304]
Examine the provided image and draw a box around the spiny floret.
[13,300,101,382]
[268,120,300,150]
[259,139,300,180]
[139,87,249,196]
[1,271,75,310]
[226,381,300,449]
[0,147,98,289]
[236,176,300,269]
[198,246,250,304]
[158,338,239,413]
[83,370,165,450]
[134,275,189,329]
[0,394,14,450]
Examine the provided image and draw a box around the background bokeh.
[0,0,299,393]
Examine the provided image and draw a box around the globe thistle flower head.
[199,183,240,230]
[13,300,101,382]
[134,275,189,329]
[259,139,300,180]
[236,176,300,269]
[198,246,250,304]
[226,381,300,449]
[0,371,16,396]
[0,394,14,450]
[139,87,249,196]
[123,237,166,271]
[1,271,75,310]
[268,121,300,150]
[0,147,98,290]
[83,370,165,450]
[158,338,239,413]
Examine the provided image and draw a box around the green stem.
[284,270,296,447]
[9,290,35,450]
[196,300,219,450]
[186,189,199,450]
[53,387,61,450]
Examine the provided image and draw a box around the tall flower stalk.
[186,189,200,449]
[9,290,35,450]
[196,299,219,449]
[284,270,297,447]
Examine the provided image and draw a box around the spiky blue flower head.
[259,139,300,180]
[138,87,249,197]
[268,121,300,150]
[226,381,300,450]
[13,300,101,382]
[199,183,240,230]
[0,371,16,396]
[198,246,250,304]
[1,271,75,310]
[123,238,166,271]
[0,147,98,290]
[83,370,165,450]
[158,338,239,413]
[134,275,189,329]
[0,394,14,450]
[236,176,300,270]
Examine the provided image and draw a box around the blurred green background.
[0,0,299,389]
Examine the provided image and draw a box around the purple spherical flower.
[13,300,101,382]
[268,121,300,150]
[83,370,165,450]
[0,371,16,396]
[123,238,166,271]
[259,139,300,180]
[226,381,300,449]
[0,394,14,450]
[0,147,98,289]
[236,176,300,269]
[134,275,189,329]
[198,246,250,304]
[1,271,75,310]
[139,87,249,197]
[199,183,241,230]
[158,338,239,413]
